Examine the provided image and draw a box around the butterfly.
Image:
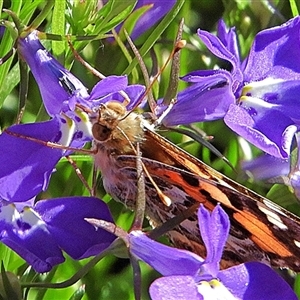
[89,100,300,272]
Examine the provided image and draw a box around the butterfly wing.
[117,129,300,271]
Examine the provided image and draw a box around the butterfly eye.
[92,123,112,141]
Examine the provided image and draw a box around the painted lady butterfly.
[90,100,300,272]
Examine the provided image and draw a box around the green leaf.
[64,0,137,66]
[0,245,25,273]
[20,0,49,25]
[95,0,137,35]
[0,62,20,109]
[52,0,66,58]
[267,184,300,216]
[113,30,139,82]
[290,0,299,17]
[70,0,98,32]
[68,285,85,300]
[0,264,22,300]
[294,273,300,298]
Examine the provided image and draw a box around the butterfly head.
[90,101,127,142]
[90,101,144,154]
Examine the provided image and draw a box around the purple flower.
[18,31,88,116]
[0,117,75,202]
[0,30,145,202]
[242,145,300,200]
[156,70,235,125]
[0,196,116,273]
[128,0,176,40]
[242,154,290,182]
[1,33,122,270]
[103,0,176,41]
[18,31,144,116]
[128,205,297,299]
[17,31,145,117]
[158,17,300,160]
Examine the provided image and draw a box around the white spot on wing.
[262,199,287,217]
[294,240,300,248]
[258,204,288,230]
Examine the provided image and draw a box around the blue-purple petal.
[224,104,297,158]
[242,155,289,181]
[89,76,128,100]
[197,27,242,82]
[0,119,65,202]
[217,20,240,68]
[160,71,234,126]
[18,31,89,115]
[0,204,64,273]
[242,79,300,121]
[92,84,145,110]
[130,0,176,40]
[129,231,203,277]
[243,17,300,82]
[218,262,297,300]
[34,197,116,259]
[121,85,146,110]
[149,276,202,300]
[197,204,229,276]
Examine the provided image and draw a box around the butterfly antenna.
[120,19,186,121]
[67,35,106,79]
[75,103,93,114]
[4,127,97,195]
[124,29,157,114]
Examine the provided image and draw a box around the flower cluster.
[0,197,116,272]
[128,205,297,299]
[158,17,300,160]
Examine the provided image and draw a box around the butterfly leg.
[65,155,94,196]
[4,128,96,154]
